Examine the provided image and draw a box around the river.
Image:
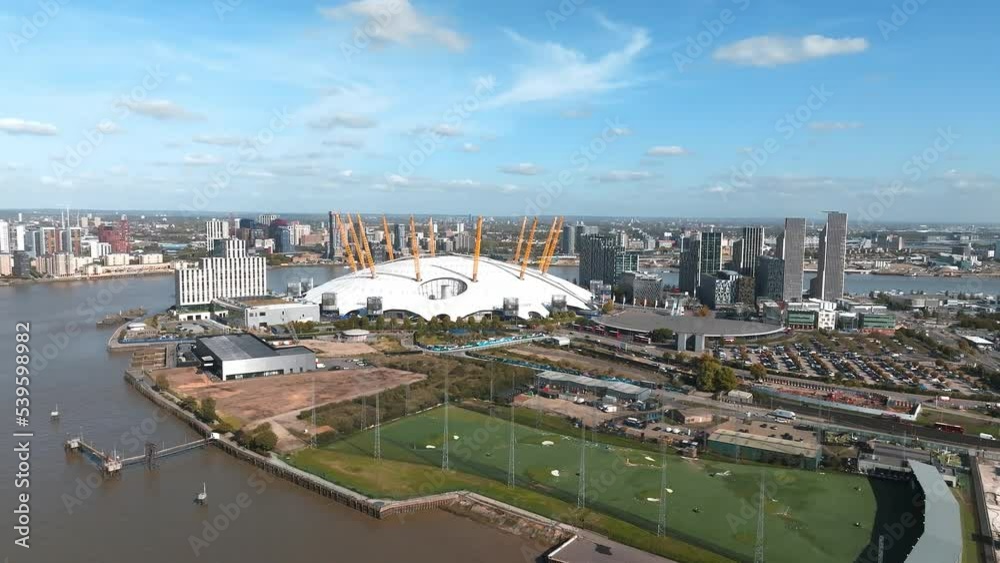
[0,272,547,563]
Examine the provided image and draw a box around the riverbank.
[0,269,174,286]
[122,368,673,560]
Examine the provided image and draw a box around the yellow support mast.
[542,216,564,274]
[512,217,527,263]
[539,217,559,274]
[348,214,374,278]
[336,213,358,272]
[427,217,436,257]
[409,215,422,281]
[518,217,539,280]
[472,215,484,282]
[356,214,377,278]
[381,215,395,261]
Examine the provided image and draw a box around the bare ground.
[293,340,377,358]
[155,366,425,439]
[518,395,615,427]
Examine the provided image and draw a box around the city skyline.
[1,0,997,220]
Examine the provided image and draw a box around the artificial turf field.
[293,406,918,563]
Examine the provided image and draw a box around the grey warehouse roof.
[198,334,312,361]
[907,461,963,563]
[538,371,647,396]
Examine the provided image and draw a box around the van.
[980,433,996,441]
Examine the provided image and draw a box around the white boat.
[196,483,207,504]
[50,405,60,419]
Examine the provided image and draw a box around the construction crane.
[512,217,527,264]
[356,214,377,278]
[381,215,395,261]
[335,213,358,272]
[542,216,564,274]
[427,217,436,257]
[538,217,559,272]
[472,215,484,282]
[518,217,538,280]
[409,215,422,281]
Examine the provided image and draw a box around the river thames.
[0,270,547,563]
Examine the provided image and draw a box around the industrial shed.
[194,334,317,381]
[707,429,821,470]
[536,371,651,403]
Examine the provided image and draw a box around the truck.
[599,404,618,414]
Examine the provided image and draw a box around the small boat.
[50,405,60,419]
[195,483,207,504]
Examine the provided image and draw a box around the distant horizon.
[3,206,999,229]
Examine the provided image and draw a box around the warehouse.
[707,428,821,470]
[536,371,651,403]
[213,296,320,330]
[193,333,317,381]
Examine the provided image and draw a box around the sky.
[0,0,997,222]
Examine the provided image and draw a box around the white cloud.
[460,143,480,153]
[488,17,650,107]
[713,35,869,67]
[561,107,592,119]
[97,120,124,134]
[320,0,468,51]
[592,170,652,183]
[0,118,58,136]
[243,170,275,178]
[108,165,129,176]
[193,134,244,146]
[809,121,864,131]
[646,145,689,157]
[183,153,223,166]
[308,113,377,129]
[40,175,73,188]
[117,99,203,121]
[387,173,409,185]
[499,163,543,176]
[323,138,365,149]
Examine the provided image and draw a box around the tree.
[601,301,615,314]
[198,398,218,424]
[715,366,739,392]
[180,397,198,412]
[695,306,710,317]
[650,328,675,343]
[154,373,170,392]
[696,368,716,392]
[749,363,767,379]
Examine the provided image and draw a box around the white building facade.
[175,240,266,306]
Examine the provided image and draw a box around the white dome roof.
[303,254,593,320]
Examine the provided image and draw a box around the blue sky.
[0,0,997,221]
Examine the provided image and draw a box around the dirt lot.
[156,366,425,425]
[518,395,615,427]
[292,339,377,358]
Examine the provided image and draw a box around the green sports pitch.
[308,406,914,563]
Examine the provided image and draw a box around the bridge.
[65,434,212,475]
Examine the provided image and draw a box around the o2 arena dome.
[303,254,594,321]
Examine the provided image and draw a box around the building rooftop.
[538,371,647,397]
[860,442,933,471]
[907,461,963,563]
[197,334,312,361]
[596,309,785,338]
[547,534,674,563]
[708,428,819,458]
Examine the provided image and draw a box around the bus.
[934,422,964,434]
[771,409,797,422]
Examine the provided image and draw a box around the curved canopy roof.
[303,254,594,320]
